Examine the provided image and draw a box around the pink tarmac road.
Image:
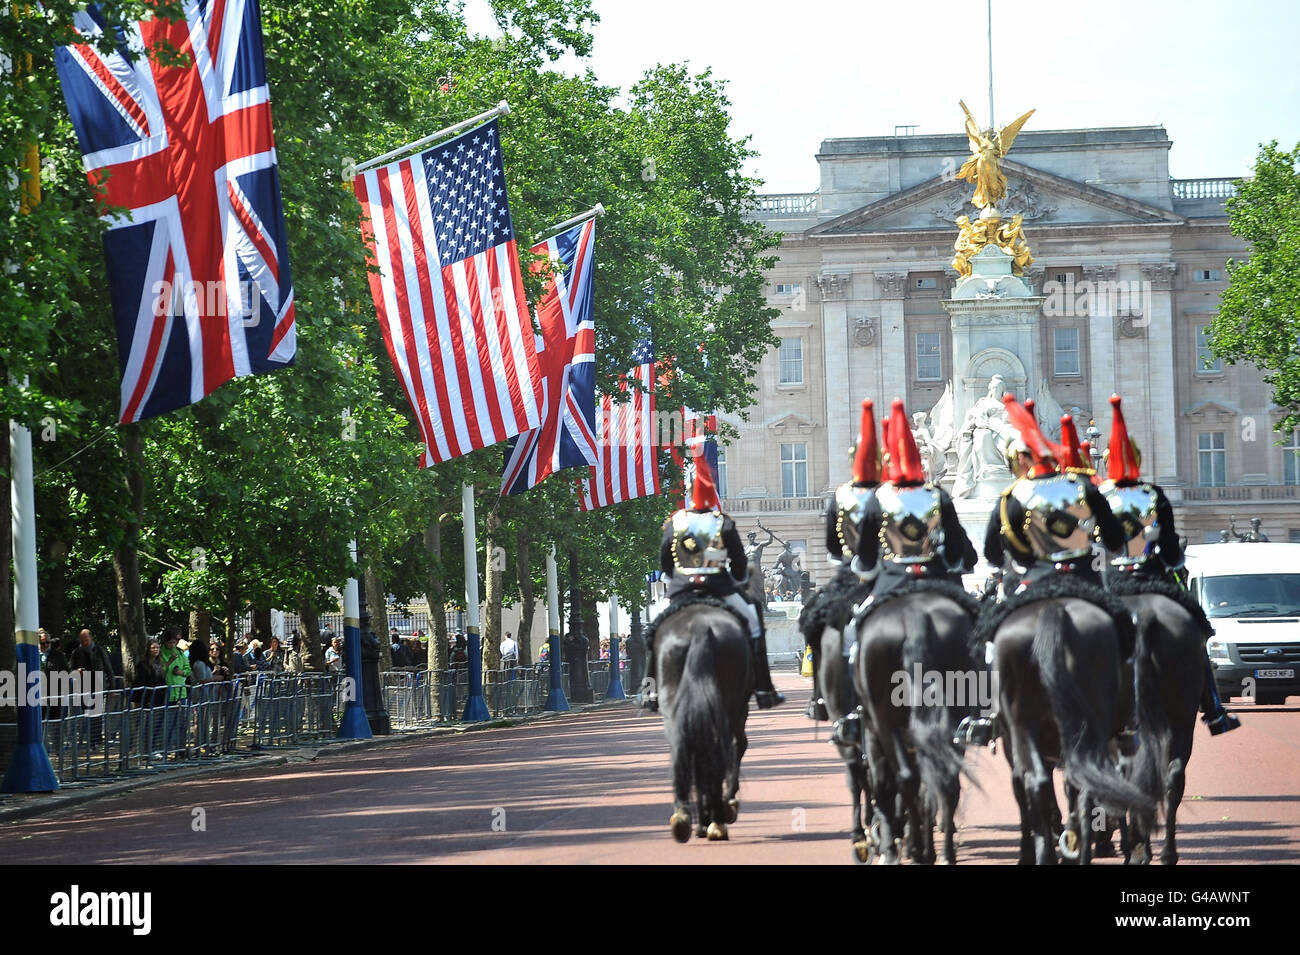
[1,671,1297,864]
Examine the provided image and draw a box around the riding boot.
[1199,649,1240,735]
[751,633,785,709]
[804,642,828,721]
[830,706,862,746]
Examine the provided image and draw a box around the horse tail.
[1032,601,1154,817]
[1130,606,1172,823]
[677,625,734,812]
[900,599,967,806]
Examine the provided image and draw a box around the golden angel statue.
[957,100,1035,210]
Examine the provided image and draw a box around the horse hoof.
[706,822,728,841]
[852,841,871,864]
[1129,841,1151,866]
[725,798,739,824]
[670,811,691,843]
[1058,828,1080,861]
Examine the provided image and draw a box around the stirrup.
[1203,710,1240,736]
[831,711,861,746]
[805,697,829,722]
[754,689,785,710]
[954,714,997,748]
[641,691,659,713]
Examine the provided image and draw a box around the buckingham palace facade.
[722,124,1300,585]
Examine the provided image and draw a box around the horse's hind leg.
[1163,756,1186,865]
[849,758,871,864]
[669,735,693,843]
[939,776,960,865]
[724,725,746,824]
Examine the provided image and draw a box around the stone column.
[875,271,908,409]
[818,271,852,488]
[1083,263,1118,424]
[1141,263,1179,485]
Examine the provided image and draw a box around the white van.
[1184,542,1300,705]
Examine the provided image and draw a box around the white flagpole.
[605,587,625,699]
[2,400,59,792]
[543,545,569,711]
[352,101,511,176]
[461,482,489,720]
[337,537,372,739]
[538,203,605,242]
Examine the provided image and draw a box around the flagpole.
[461,482,490,721]
[352,101,511,176]
[3,56,57,789]
[543,545,569,711]
[337,537,373,739]
[605,587,626,700]
[538,202,605,242]
[987,0,995,130]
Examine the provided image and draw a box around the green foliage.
[1210,141,1300,434]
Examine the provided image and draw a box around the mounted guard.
[834,397,978,747]
[1099,394,1239,736]
[646,443,784,712]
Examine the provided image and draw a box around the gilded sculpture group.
[950,100,1036,278]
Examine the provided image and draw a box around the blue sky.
[466,0,1300,191]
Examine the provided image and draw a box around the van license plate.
[1255,669,1295,680]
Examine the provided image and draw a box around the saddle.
[1105,572,1214,638]
[646,588,750,653]
[972,572,1138,657]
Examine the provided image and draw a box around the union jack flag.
[501,218,598,494]
[577,338,660,511]
[352,118,542,468]
[54,1,296,423]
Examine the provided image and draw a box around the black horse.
[988,586,1155,865]
[651,584,756,843]
[1113,582,1207,865]
[851,583,980,865]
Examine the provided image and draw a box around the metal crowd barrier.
[33,674,340,783]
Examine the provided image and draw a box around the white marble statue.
[952,374,1018,500]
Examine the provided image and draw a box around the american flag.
[577,338,660,511]
[501,218,598,494]
[54,1,296,423]
[352,118,542,467]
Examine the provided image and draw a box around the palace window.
[915,332,942,381]
[716,446,729,499]
[774,283,802,296]
[914,277,937,290]
[1284,430,1300,486]
[1196,325,1223,374]
[1053,326,1081,377]
[1193,269,1222,282]
[778,337,803,385]
[781,443,808,498]
[1197,431,1226,487]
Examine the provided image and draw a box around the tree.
[1210,141,1300,433]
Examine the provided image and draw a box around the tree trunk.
[481,510,502,679]
[44,547,67,651]
[0,428,14,721]
[189,610,211,657]
[363,556,391,670]
[252,606,272,645]
[113,425,148,686]
[297,596,326,672]
[585,595,600,661]
[224,575,240,647]
[514,527,534,667]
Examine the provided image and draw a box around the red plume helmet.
[1106,394,1142,485]
[1059,415,1086,471]
[689,442,720,511]
[1024,398,1036,418]
[1002,394,1058,477]
[887,398,926,486]
[851,399,879,486]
